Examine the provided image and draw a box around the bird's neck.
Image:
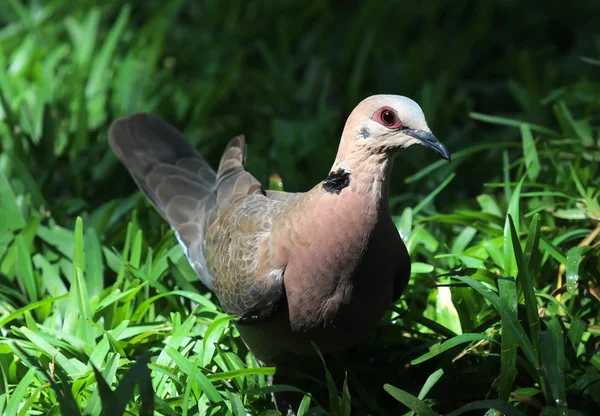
[329,149,392,216]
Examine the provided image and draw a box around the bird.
[108,94,450,414]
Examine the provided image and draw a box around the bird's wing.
[205,136,292,322]
[205,192,290,323]
[109,114,289,321]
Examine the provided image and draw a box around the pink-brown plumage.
[109,94,450,414]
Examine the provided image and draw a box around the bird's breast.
[277,187,400,345]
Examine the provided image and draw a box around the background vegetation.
[0,0,599,415]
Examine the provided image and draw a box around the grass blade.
[84,228,104,299]
[446,399,527,416]
[165,347,222,403]
[450,275,538,367]
[412,173,456,216]
[498,174,525,400]
[411,333,495,365]
[103,351,156,415]
[383,384,438,416]
[0,294,68,327]
[418,368,444,400]
[538,317,568,415]
[15,234,37,303]
[565,246,584,295]
[469,112,558,136]
[0,168,26,230]
[508,215,541,357]
[5,367,35,416]
[73,217,85,274]
[521,124,541,181]
[497,275,518,401]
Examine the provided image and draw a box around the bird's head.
[341,94,451,162]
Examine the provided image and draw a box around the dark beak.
[405,129,451,162]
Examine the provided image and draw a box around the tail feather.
[108,113,216,218]
[108,113,219,288]
[215,135,263,206]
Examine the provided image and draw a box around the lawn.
[0,1,599,415]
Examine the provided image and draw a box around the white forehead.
[356,94,430,131]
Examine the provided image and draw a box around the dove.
[108,94,450,413]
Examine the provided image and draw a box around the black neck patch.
[322,168,350,194]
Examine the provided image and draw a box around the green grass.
[1,1,599,415]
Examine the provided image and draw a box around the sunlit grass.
[0,1,599,415]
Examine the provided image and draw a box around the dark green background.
[3,0,598,208]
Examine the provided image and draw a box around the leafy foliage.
[0,1,599,415]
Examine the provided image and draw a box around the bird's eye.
[381,110,396,125]
[375,107,402,129]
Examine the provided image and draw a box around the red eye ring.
[375,106,403,129]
